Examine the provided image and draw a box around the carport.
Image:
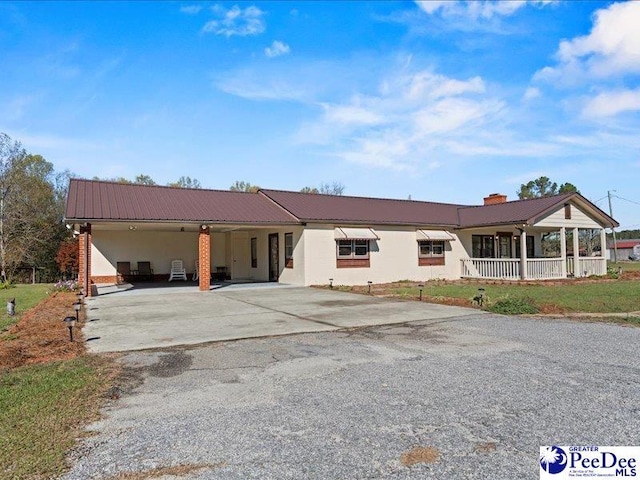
[83,285,481,353]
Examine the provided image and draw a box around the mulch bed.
[0,292,86,371]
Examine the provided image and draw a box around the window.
[284,233,293,268]
[564,203,572,219]
[336,239,370,268]
[472,235,495,258]
[250,237,257,268]
[337,239,369,259]
[515,235,535,258]
[418,240,445,265]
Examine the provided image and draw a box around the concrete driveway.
[84,284,480,352]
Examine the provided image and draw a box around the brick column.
[78,224,92,296]
[198,226,211,291]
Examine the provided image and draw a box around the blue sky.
[1,1,639,229]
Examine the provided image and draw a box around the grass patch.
[344,279,640,314]
[0,284,51,331]
[487,296,539,315]
[0,356,114,480]
[609,261,640,272]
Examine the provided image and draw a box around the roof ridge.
[457,192,575,212]
[260,188,469,208]
[70,178,258,195]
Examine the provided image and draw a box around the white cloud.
[203,5,265,37]
[265,40,291,58]
[180,5,203,15]
[415,0,552,20]
[582,88,640,118]
[523,87,541,101]
[536,1,640,82]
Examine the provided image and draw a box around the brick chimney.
[483,193,507,205]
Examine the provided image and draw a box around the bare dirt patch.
[104,462,226,479]
[0,292,86,370]
[400,446,440,466]
[474,441,497,453]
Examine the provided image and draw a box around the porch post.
[520,229,527,280]
[78,223,92,297]
[198,226,211,291]
[600,228,607,258]
[560,227,567,278]
[573,227,580,278]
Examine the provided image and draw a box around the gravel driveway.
[65,314,640,479]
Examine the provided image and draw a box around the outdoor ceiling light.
[129,225,137,231]
[73,302,81,321]
[63,316,76,342]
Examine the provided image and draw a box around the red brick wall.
[78,224,92,296]
[198,227,211,291]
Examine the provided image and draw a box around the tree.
[517,176,579,199]
[319,182,345,196]
[56,238,79,279]
[168,176,202,189]
[133,174,156,185]
[230,180,260,193]
[300,182,345,195]
[0,133,69,282]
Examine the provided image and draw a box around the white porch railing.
[461,258,520,280]
[567,257,607,277]
[526,258,564,279]
[461,257,606,280]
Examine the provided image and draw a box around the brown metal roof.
[65,179,299,224]
[457,193,618,228]
[65,180,618,228]
[259,189,462,226]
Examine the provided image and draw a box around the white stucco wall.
[92,230,200,277]
[242,227,305,284]
[301,224,466,286]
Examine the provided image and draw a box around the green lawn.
[0,284,51,331]
[608,261,640,272]
[0,357,110,480]
[386,280,640,313]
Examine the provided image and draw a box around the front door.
[231,232,250,279]
[497,233,512,258]
[269,233,279,282]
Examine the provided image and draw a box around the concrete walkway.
[83,285,482,353]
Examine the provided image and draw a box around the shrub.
[52,280,79,292]
[487,296,539,315]
[0,281,15,290]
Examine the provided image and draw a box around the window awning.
[416,229,456,241]
[334,227,379,240]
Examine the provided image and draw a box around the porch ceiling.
[88,222,294,233]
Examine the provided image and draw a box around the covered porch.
[459,226,608,281]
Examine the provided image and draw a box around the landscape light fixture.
[418,284,424,301]
[77,291,84,303]
[6,298,15,316]
[73,302,81,321]
[329,278,334,289]
[63,316,76,342]
[367,280,373,295]
[475,288,486,307]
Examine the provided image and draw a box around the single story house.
[65,179,618,296]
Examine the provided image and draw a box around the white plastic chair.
[168,260,187,281]
[193,259,199,281]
